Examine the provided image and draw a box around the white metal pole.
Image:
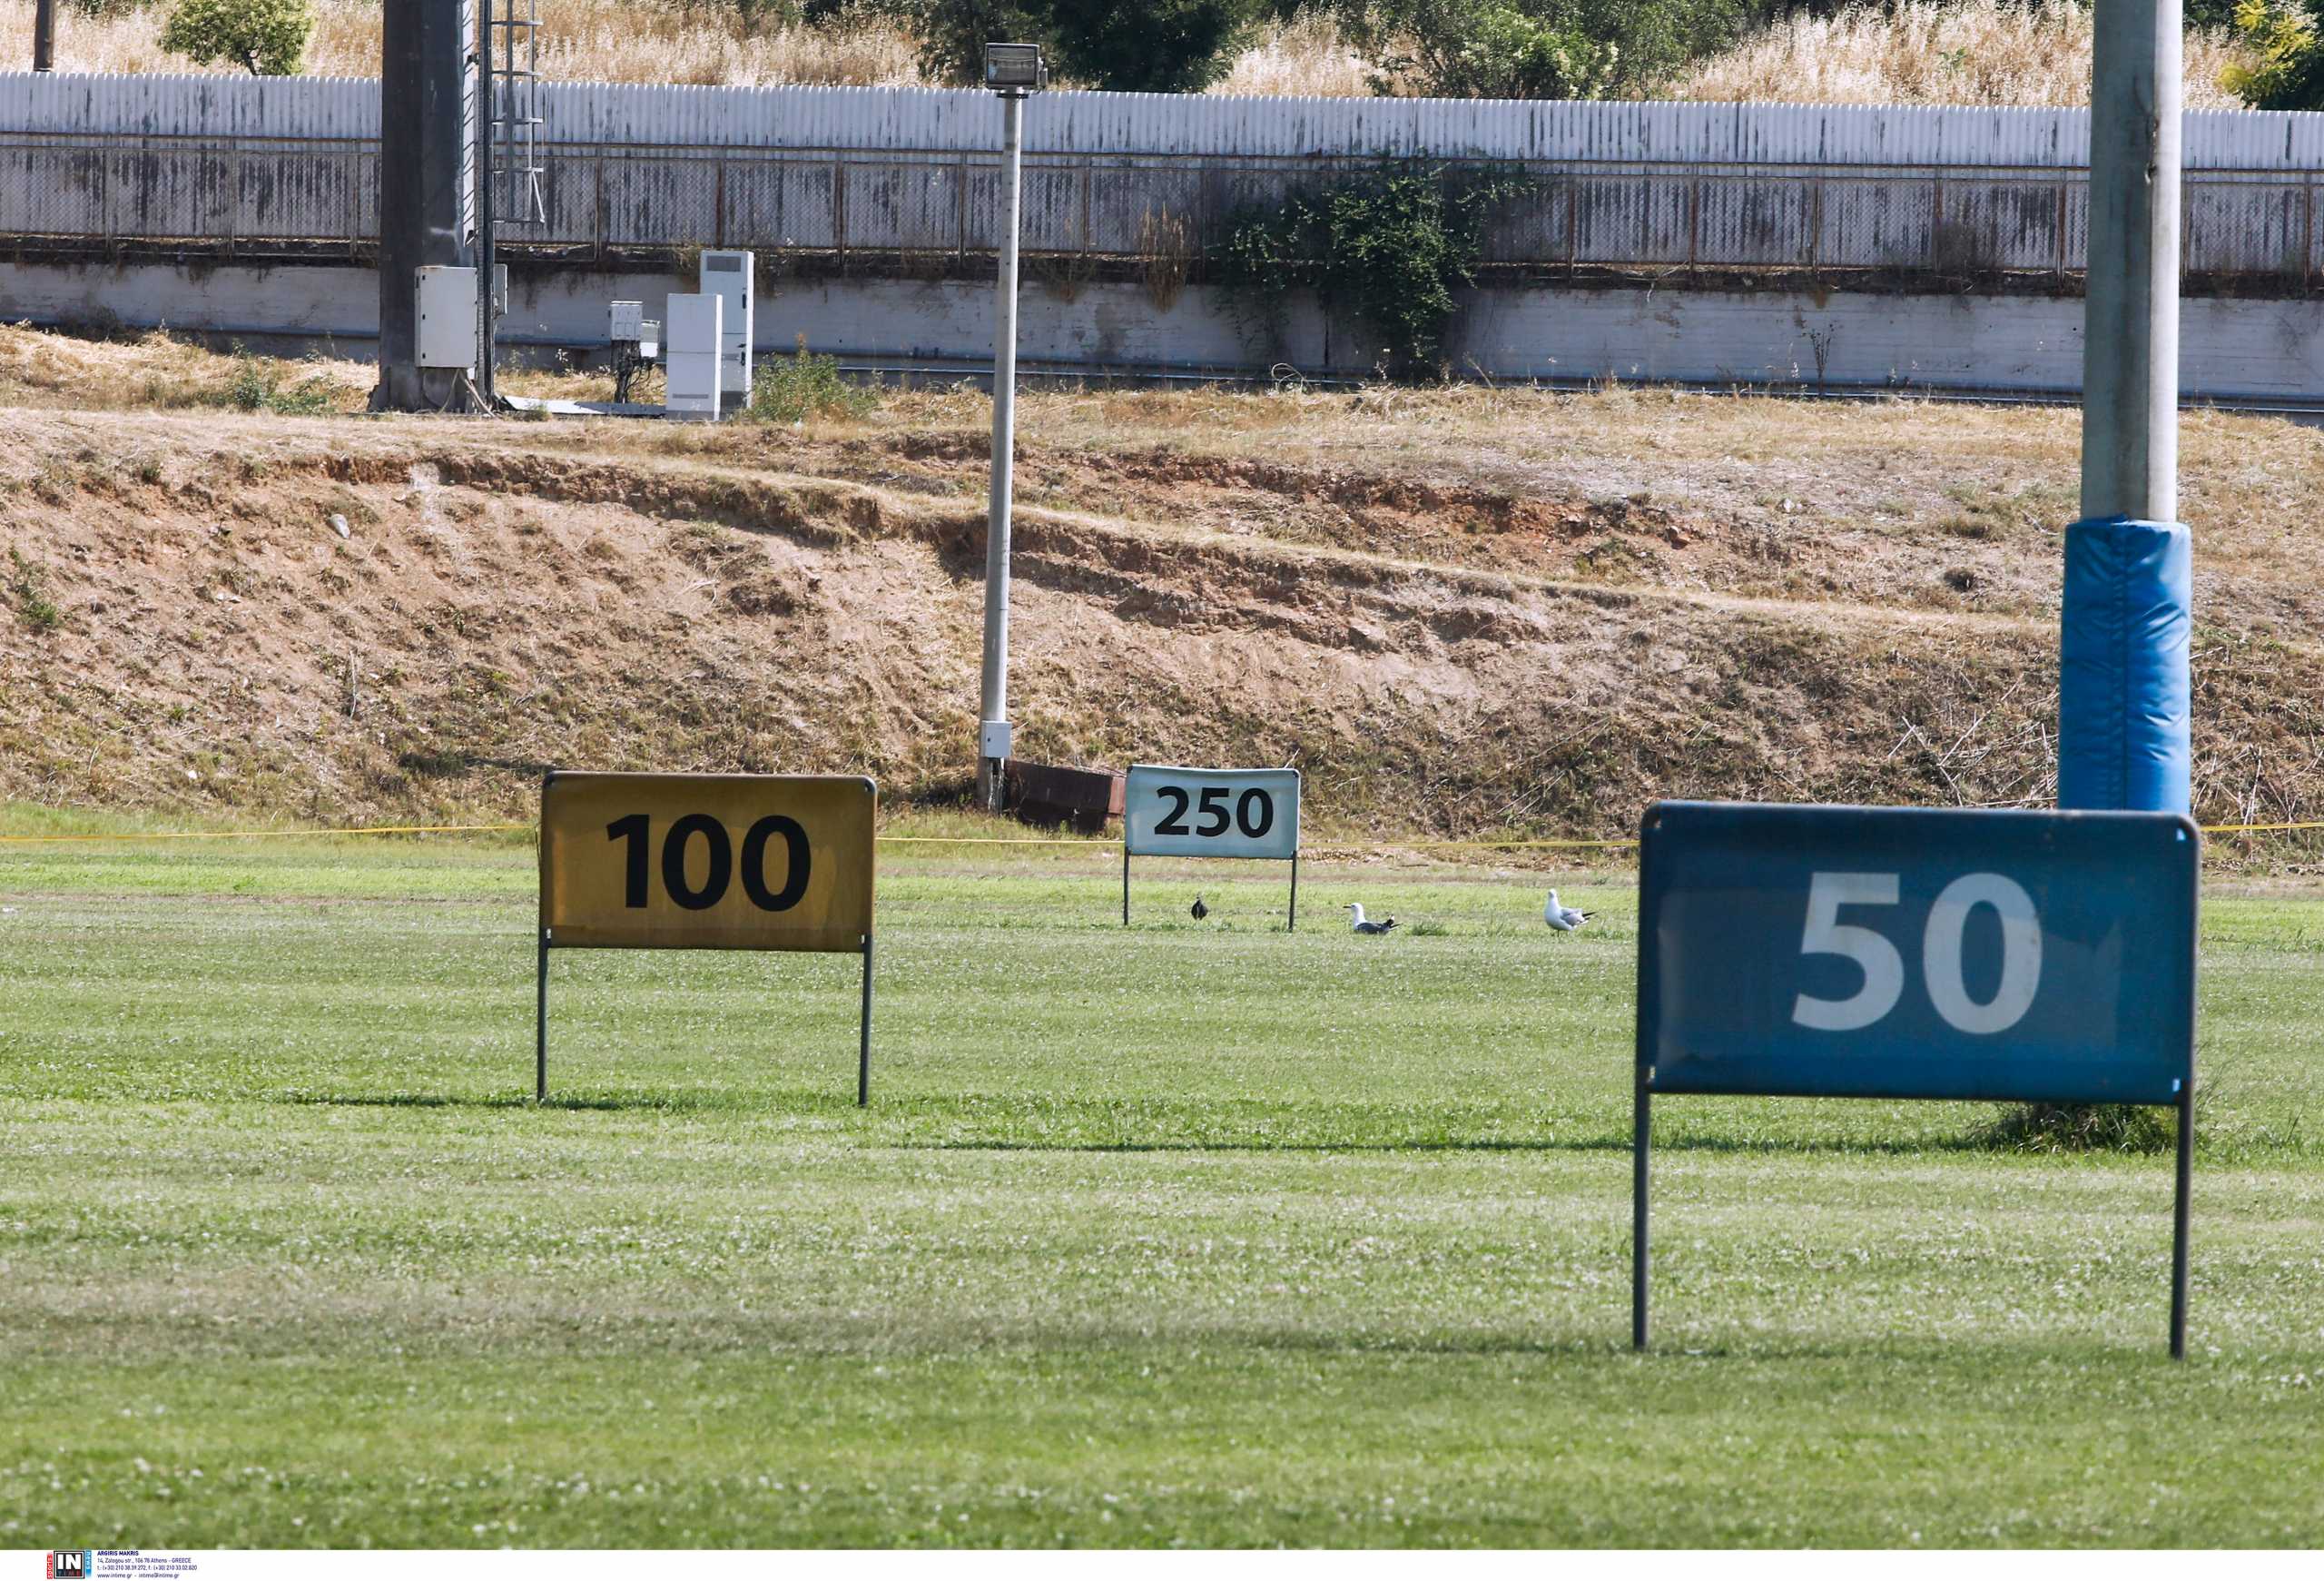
[978,88,1024,812]
[2083,0,2181,521]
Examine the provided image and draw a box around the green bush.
[748,340,876,423]
[159,0,315,76]
[1214,161,1532,377]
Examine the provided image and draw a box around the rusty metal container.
[1004,759,1125,834]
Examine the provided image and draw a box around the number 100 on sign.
[1124,765,1299,861]
[541,773,875,954]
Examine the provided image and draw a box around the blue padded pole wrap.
[2058,516,2191,814]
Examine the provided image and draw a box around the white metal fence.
[3,74,2319,281]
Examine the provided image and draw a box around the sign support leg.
[2170,1082,2192,1359]
[535,930,549,1104]
[1632,1071,1650,1351]
[1121,847,1130,927]
[858,935,874,1108]
[1287,851,1298,933]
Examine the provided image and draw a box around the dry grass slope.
[0,0,2256,105]
[4,327,2322,852]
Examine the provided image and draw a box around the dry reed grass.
[1669,0,2255,108]
[1212,15,1372,98]
[1136,207,1196,311]
[0,0,929,84]
[0,0,2260,108]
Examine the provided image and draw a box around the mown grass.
[2,835,2322,1546]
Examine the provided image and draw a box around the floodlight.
[984,42,1045,92]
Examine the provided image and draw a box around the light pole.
[33,0,55,70]
[977,41,1044,813]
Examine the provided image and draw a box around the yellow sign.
[540,773,875,953]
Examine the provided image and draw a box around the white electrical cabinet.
[700,250,753,405]
[414,266,479,371]
[663,291,724,421]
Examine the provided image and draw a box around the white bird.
[1344,903,1399,936]
[1544,889,1593,933]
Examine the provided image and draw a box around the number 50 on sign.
[1634,800,2199,1356]
[538,772,878,1103]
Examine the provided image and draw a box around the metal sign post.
[537,771,879,1105]
[1633,800,2199,1358]
[1121,765,1302,931]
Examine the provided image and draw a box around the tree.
[159,0,315,75]
[868,0,1257,89]
[2224,0,2324,110]
[1046,0,1257,93]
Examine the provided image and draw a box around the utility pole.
[33,0,55,71]
[976,43,1045,813]
[2062,0,2191,815]
[2083,0,2181,525]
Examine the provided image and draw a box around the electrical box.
[414,266,478,372]
[699,250,753,407]
[608,300,643,343]
[663,291,723,421]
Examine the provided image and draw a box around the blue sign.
[1637,802,2198,1106]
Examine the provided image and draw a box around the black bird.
[1191,894,1209,921]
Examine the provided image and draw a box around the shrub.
[748,338,876,422]
[1214,160,1533,376]
[159,0,316,75]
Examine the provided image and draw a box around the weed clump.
[1974,1100,2177,1154]
[747,338,875,424]
[222,343,338,416]
[9,546,61,632]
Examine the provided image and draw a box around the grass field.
[4,827,2322,1546]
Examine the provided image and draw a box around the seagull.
[1544,889,1592,933]
[1190,894,1209,921]
[1344,903,1399,936]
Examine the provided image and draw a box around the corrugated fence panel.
[2186,176,2309,276]
[8,72,2324,169]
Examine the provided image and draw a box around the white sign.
[1124,765,1299,862]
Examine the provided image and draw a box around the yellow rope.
[2,820,2319,848]
[0,823,529,844]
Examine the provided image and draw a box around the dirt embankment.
[2,401,2319,841]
